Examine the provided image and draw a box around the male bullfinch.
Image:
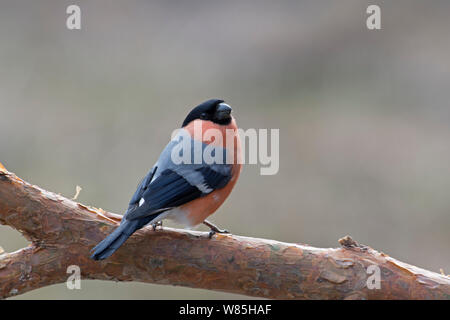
[91,99,242,260]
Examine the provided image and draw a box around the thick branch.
[0,168,449,299]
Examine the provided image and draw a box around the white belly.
[147,207,193,228]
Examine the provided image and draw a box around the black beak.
[215,103,232,121]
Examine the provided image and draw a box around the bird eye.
[200,113,208,119]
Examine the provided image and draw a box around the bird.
[90,99,242,260]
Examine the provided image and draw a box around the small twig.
[72,185,82,200]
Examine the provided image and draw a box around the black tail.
[90,220,140,260]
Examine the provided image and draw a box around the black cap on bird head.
[182,99,233,127]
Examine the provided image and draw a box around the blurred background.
[1,0,449,299]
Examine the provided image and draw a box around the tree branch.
[0,167,449,299]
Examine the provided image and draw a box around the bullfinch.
[91,99,242,260]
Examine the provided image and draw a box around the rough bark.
[0,167,449,299]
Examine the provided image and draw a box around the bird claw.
[208,228,230,239]
[203,220,230,238]
[152,221,163,231]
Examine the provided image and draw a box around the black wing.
[124,166,231,221]
[125,166,157,215]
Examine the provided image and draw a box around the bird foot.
[152,221,163,231]
[203,220,230,238]
[208,229,230,239]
